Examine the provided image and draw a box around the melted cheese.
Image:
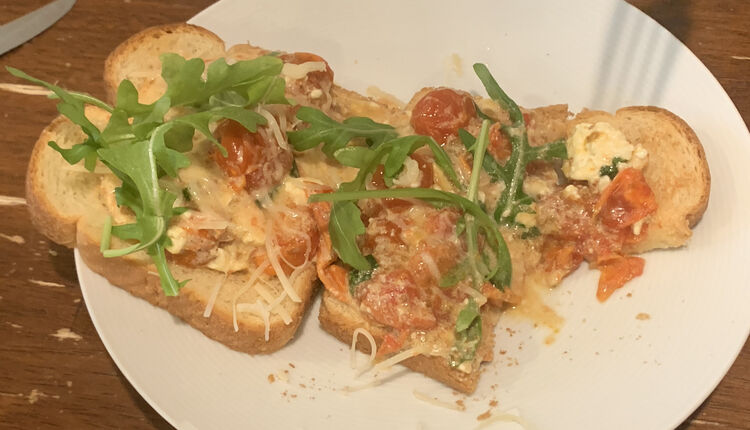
[179,159,266,245]
[281,61,327,80]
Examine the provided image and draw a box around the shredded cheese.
[350,328,377,375]
[236,301,272,341]
[203,272,229,318]
[459,285,488,307]
[369,346,424,375]
[256,106,289,150]
[412,390,466,411]
[281,61,326,80]
[232,260,271,332]
[264,219,302,303]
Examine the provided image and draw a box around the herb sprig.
[472,63,567,226]
[8,54,287,295]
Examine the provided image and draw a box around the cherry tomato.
[213,120,292,191]
[410,88,476,145]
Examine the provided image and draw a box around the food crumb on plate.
[477,409,492,421]
[267,374,275,383]
[636,312,651,320]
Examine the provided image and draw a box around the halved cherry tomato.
[595,167,657,229]
[410,88,476,145]
[213,120,292,191]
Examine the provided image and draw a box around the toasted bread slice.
[319,291,500,394]
[26,110,318,354]
[570,107,710,253]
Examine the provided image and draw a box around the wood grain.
[0,0,747,428]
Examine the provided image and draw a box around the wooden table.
[0,1,747,428]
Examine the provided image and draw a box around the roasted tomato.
[595,167,657,229]
[596,255,645,301]
[213,120,292,191]
[410,88,476,145]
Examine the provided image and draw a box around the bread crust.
[616,106,710,228]
[26,116,82,247]
[103,23,226,103]
[318,291,499,394]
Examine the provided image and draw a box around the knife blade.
[0,0,76,56]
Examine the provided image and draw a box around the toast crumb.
[267,374,275,383]
[477,409,492,421]
[636,312,651,320]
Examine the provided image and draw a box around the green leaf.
[288,106,398,154]
[348,255,378,295]
[455,298,480,332]
[473,64,567,229]
[328,201,371,271]
[245,75,288,105]
[160,54,284,108]
[451,298,482,367]
[332,146,374,168]
[114,79,152,116]
[458,128,506,183]
[48,140,98,170]
[599,156,626,180]
[164,123,196,152]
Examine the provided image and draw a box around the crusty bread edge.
[318,291,499,394]
[616,106,711,228]
[26,115,83,247]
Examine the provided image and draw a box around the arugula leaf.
[348,255,378,295]
[288,106,399,154]
[160,54,284,108]
[328,201,371,271]
[473,63,568,226]
[450,298,482,367]
[465,120,491,287]
[599,156,626,180]
[458,128,506,183]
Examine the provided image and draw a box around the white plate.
[77,0,750,429]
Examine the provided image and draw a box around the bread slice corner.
[318,291,500,394]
